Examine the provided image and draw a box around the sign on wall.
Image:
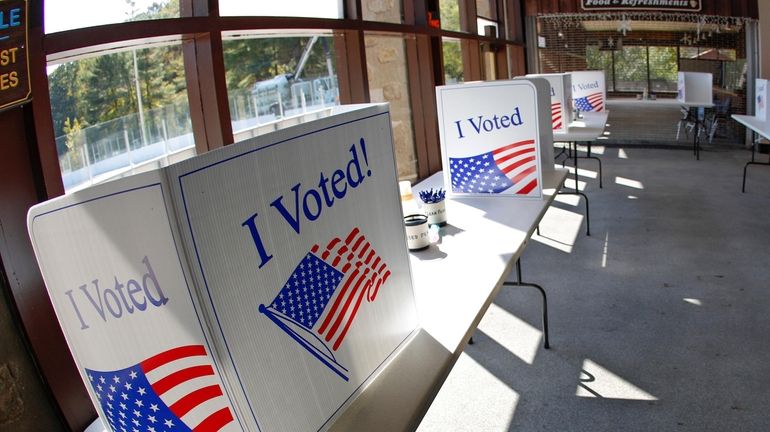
[581,0,701,12]
[0,0,30,111]
[29,104,419,431]
[756,79,767,122]
[570,70,606,113]
[436,80,550,199]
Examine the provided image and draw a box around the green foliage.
[47,0,335,142]
[442,40,463,84]
[222,37,335,92]
[440,0,460,32]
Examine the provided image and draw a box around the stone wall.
[365,34,419,181]
[0,282,63,430]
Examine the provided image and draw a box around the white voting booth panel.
[677,72,713,105]
[435,79,554,199]
[526,73,573,133]
[28,104,419,432]
[756,79,767,122]
[570,70,606,113]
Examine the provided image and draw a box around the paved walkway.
[417,146,770,432]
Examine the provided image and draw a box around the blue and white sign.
[436,79,552,198]
[29,104,419,432]
[677,71,713,105]
[570,70,606,113]
[756,79,767,122]
[527,73,573,133]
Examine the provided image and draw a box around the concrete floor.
[417,146,770,432]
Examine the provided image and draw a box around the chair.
[707,97,732,143]
[677,107,706,141]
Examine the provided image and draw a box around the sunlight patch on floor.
[479,303,541,365]
[416,353,519,432]
[532,207,583,253]
[576,359,658,400]
[554,193,581,207]
[601,232,609,268]
[615,176,645,189]
[565,165,598,180]
[683,298,702,306]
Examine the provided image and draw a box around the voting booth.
[435,78,554,199]
[28,104,420,432]
[526,73,573,133]
[756,79,767,122]
[677,72,713,106]
[570,70,606,113]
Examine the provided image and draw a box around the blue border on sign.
[30,183,247,431]
[437,82,545,199]
[177,111,417,431]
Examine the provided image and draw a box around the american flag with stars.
[85,345,236,432]
[551,101,563,130]
[574,91,604,112]
[260,227,391,381]
[449,139,539,196]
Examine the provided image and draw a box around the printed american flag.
[551,101,563,130]
[85,345,236,432]
[260,227,390,381]
[574,92,604,112]
[449,139,539,195]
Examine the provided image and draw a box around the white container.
[404,214,430,250]
[422,201,447,226]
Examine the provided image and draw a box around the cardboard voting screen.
[28,103,419,432]
[436,79,550,199]
[570,70,606,113]
[526,73,573,133]
[677,72,713,105]
[756,79,767,121]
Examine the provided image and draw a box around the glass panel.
[48,43,193,192]
[219,0,343,19]
[475,0,496,20]
[363,0,403,23]
[614,46,647,92]
[679,47,699,59]
[442,38,464,84]
[718,49,737,61]
[365,33,418,180]
[440,0,461,32]
[45,0,179,34]
[477,17,498,37]
[585,45,614,92]
[222,34,340,139]
[648,47,678,93]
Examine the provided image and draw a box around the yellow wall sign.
[0,0,29,111]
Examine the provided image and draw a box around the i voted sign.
[29,104,418,432]
[28,174,241,431]
[527,73,573,133]
[436,80,545,198]
[571,70,606,113]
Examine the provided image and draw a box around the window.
[45,0,179,34]
[442,38,463,84]
[219,0,343,19]
[440,0,461,32]
[222,33,339,139]
[49,43,193,192]
[648,47,678,92]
